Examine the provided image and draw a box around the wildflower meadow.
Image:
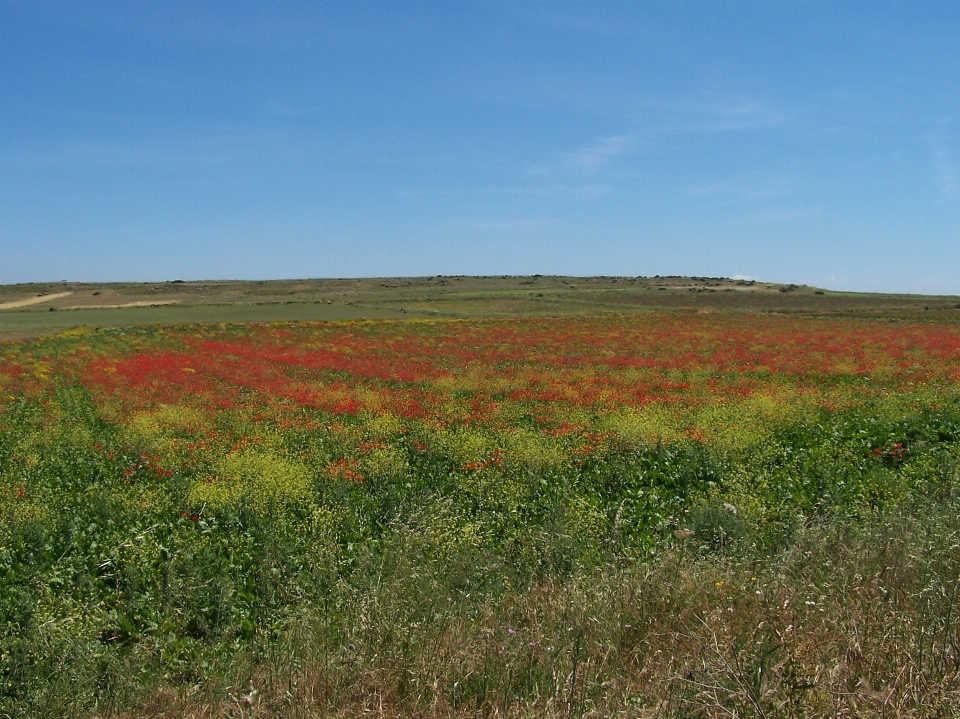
[2,313,960,716]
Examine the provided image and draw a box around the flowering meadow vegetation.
[2,313,960,716]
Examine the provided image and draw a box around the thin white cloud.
[567,133,637,172]
[687,174,795,203]
[2,131,322,170]
[514,134,638,182]
[687,181,730,197]
[396,185,610,199]
[644,94,788,134]
[262,101,304,118]
[930,121,959,197]
[465,218,554,231]
[702,97,786,131]
[749,205,823,225]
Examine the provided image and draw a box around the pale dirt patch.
[61,300,181,310]
[0,292,74,310]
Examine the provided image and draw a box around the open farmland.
[2,308,960,716]
[4,275,960,341]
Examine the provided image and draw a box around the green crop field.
[2,277,959,717]
[4,276,960,342]
[0,302,409,340]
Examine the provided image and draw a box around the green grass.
[3,280,960,715]
[0,302,414,339]
[3,275,959,341]
[2,383,960,716]
[122,499,960,718]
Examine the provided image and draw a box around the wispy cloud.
[566,133,637,172]
[685,173,819,225]
[262,100,306,118]
[930,121,959,197]
[687,174,795,203]
[644,94,788,134]
[518,133,637,183]
[2,131,321,170]
[465,218,554,231]
[749,205,823,225]
[396,185,610,199]
[697,97,785,131]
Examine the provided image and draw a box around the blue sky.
[1,2,958,293]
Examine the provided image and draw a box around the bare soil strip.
[0,291,73,310]
[60,300,181,310]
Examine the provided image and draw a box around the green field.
[0,302,410,340]
[4,275,960,341]
[2,277,959,717]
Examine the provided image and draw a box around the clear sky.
[1,2,958,293]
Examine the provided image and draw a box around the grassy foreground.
[2,310,960,716]
[124,499,960,717]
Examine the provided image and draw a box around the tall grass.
[98,497,959,718]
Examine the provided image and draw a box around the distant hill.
[2,275,959,340]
